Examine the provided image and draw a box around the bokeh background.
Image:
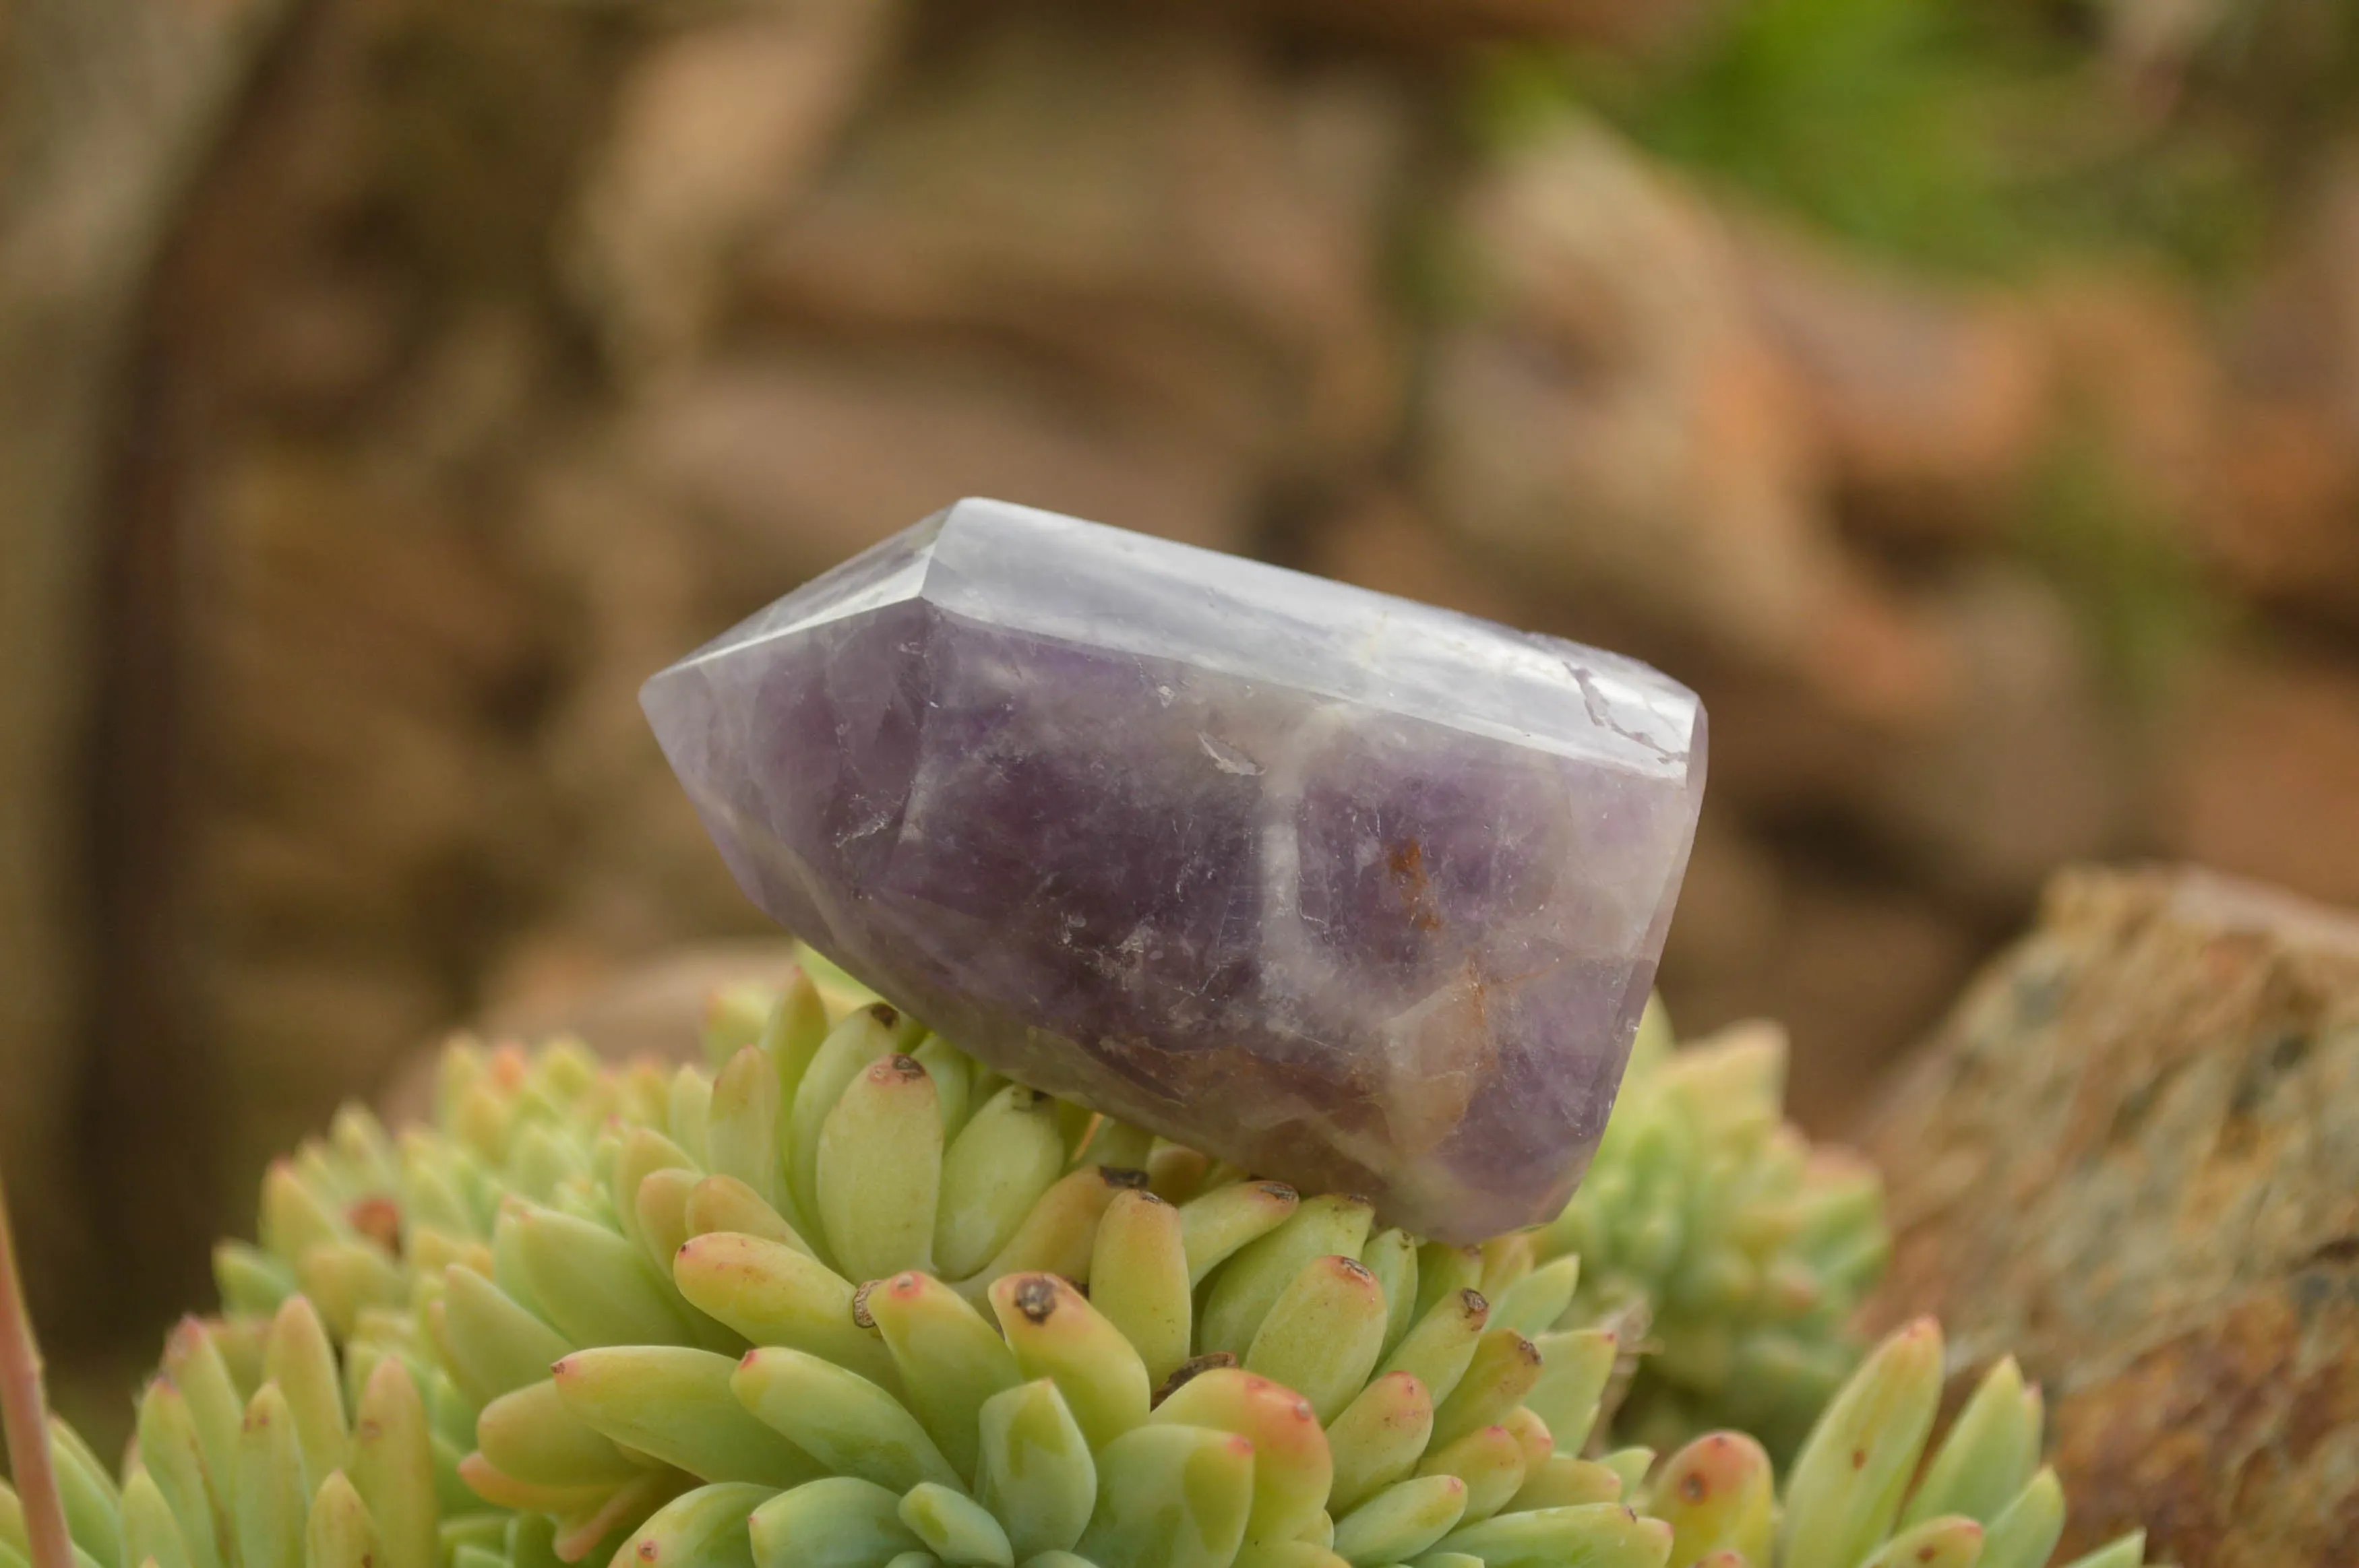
[5,0,2357,1433]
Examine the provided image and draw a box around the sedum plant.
[1535,1011,1888,1462]
[1639,1318,2154,1568]
[0,967,2162,1568]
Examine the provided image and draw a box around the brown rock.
[624,352,1260,572]
[2203,144,2359,629]
[1860,568,2137,906]
[1654,809,1787,994]
[2163,648,2359,912]
[1419,115,1950,726]
[503,451,760,967]
[206,953,454,1205]
[741,11,1407,474]
[570,1,895,371]
[1730,219,2052,543]
[2232,142,2359,443]
[2205,398,2359,628]
[1863,865,2359,1567]
[1659,815,1980,1133]
[2035,270,2221,527]
[1417,119,2137,900]
[1295,491,1536,627]
[1669,565,2133,910]
[1757,874,1981,1136]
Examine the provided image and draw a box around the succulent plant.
[1639,1316,2164,1568]
[0,1301,533,1568]
[0,968,2164,1568]
[1535,1009,1888,1462]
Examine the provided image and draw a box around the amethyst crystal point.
[642,498,1705,1241]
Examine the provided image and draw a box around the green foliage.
[1536,1017,1886,1464]
[2010,424,2228,708]
[1476,0,2270,281]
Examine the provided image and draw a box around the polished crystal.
[643,497,1706,1240]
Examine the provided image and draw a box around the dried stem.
[0,1170,72,1568]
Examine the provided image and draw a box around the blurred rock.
[380,939,808,1125]
[2205,144,2359,628]
[624,352,1260,569]
[1653,808,1787,995]
[2271,144,2359,440]
[570,0,895,371]
[1179,0,1715,50]
[1861,569,2139,906]
[1731,220,2052,544]
[1424,121,2139,904]
[1723,872,1981,1135]
[1660,814,1981,1133]
[2163,647,2359,912]
[1692,563,2137,915]
[1421,115,1949,726]
[2035,270,2220,525]
[743,10,1407,476]
[206,953,454,1203]
[1295,489,1537,627]
[1864,865,2359,1567]
[2205,398,2359,628]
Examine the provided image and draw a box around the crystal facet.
[642,498,1706,1240]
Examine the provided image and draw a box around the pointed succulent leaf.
[898,1484,1014,1568]
[865,1272,1022,1482]
[1780,1319,1944,1568]
[990,1276,1150,1452]
[1977,1470,2065,1568]
[731,1348,959,1495]
[1244,1257,1390,1425]
[748,1479,919,1568]
[975,1381,1095,1561]
[1074,1425,1254,1568]
[1151,1368,1332,1546]
[557,1347,820,1488]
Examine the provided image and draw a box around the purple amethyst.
[643,498,1705,1240]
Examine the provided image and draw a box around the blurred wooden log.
[75,0,634,1324]
[1864,865,2359,1567]
[0,0,295,1331]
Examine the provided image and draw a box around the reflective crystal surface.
[643,497,1706,1240]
